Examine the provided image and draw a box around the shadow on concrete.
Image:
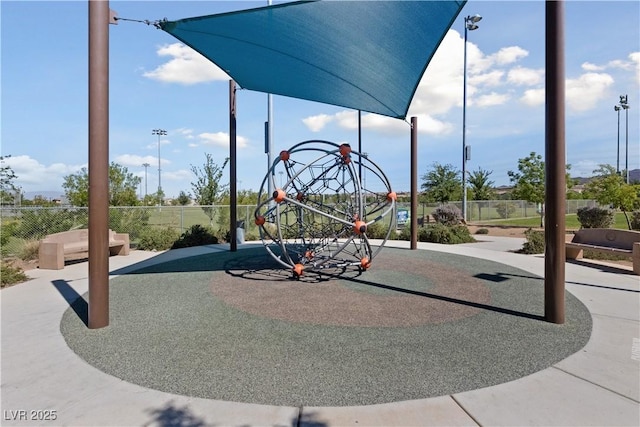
[142,401,207,427]
[52,279,87,326]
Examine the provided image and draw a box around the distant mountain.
[573,169,639,185]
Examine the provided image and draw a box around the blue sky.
[2,0,639,200]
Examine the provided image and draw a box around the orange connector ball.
[360,257,371,269]
[255,215,266,226]
[296,192,305,201]
[387,191,397,202]
[304,250,314,259]
[339,144,352,156]
[293,263,304,276]
[279,150,290,161]
[273,189,286,203]
[353,220,367,235]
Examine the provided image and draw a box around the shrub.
[109,208,151,240]
[171,224,218,249]
[496,202,517,219]
[136,227,180,251]
[520,228,545,254]
[1,221,17,256]
[576,207,614,229]
[417,223,475,244]
[630,210,640,231]
[16,209,78,239]
[365,220,391,239]
[475,228,489,235]
[19,240,40,261]
[432,204,463,226]
[1,260,28,287]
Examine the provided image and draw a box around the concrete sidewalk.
[1,237,638,426]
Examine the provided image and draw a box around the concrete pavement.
[1,237,638,426]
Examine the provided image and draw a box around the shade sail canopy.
[160,0,466,119]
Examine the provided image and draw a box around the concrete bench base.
[565,228,640,275]
[39,229,129,270]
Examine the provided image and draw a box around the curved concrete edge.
[1,238,638,426]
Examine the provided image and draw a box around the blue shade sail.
[160,0,466,119]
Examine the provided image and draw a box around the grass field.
[477,212,630,230]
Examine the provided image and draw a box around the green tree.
[0,155,18,205]
[174,190,191,206]
[468,167,495,220]
[190,154,229,225]
[508,152,571,227]
[583,164,639,229]
[62,162,141,207]
[420,163,461,204]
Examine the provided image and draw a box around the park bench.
[565,228,640,275]
[39,229,130,270]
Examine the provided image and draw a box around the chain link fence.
[396,199,600,222]
[1,200,599,258]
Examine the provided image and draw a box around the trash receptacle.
[236,220,245,244]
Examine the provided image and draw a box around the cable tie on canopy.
[113,16,168,29]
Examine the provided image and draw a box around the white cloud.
[470,70,504,87]
[3,155,85,192]
[198,132,248,148]
[488,46,529,66]
[520,88,545,107]
[302,114,334,132]
[629,51,640,84]
[163,169,193,182]
[143,43,229,85]
[582,62,604,72]
[507,67,544,86]
[475,92,510,107]
[115,154,169,167]
[566,72,614,111]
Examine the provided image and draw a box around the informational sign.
[396,208,410,227]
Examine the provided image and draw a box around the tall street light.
[152,129,167,205]
[614,105,621,174]
[142,163,150,198]
[619,95,630,184]
[462,13,481,222]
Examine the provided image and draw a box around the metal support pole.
[462,24,469,222]
[358,110,362,184]
[410,117,418,250]
[615,106,621,174]
[544,0,566,324]
[88,0,111,329]
[229,80,238,252]
[625,102,629,184]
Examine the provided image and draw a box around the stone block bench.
[39,229,130,270]
[565,228,640,275]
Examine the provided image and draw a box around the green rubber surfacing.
[61,247,591,407]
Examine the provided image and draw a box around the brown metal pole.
[544,0,566,324]
[88,0,110,329]
[229,80,238,252]
[410,116,418,250]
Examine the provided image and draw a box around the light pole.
[462,14,481,222]
[614,105,621,174]
[152,129,166,205]
[619,95,630,183]
[142,163,150,198]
